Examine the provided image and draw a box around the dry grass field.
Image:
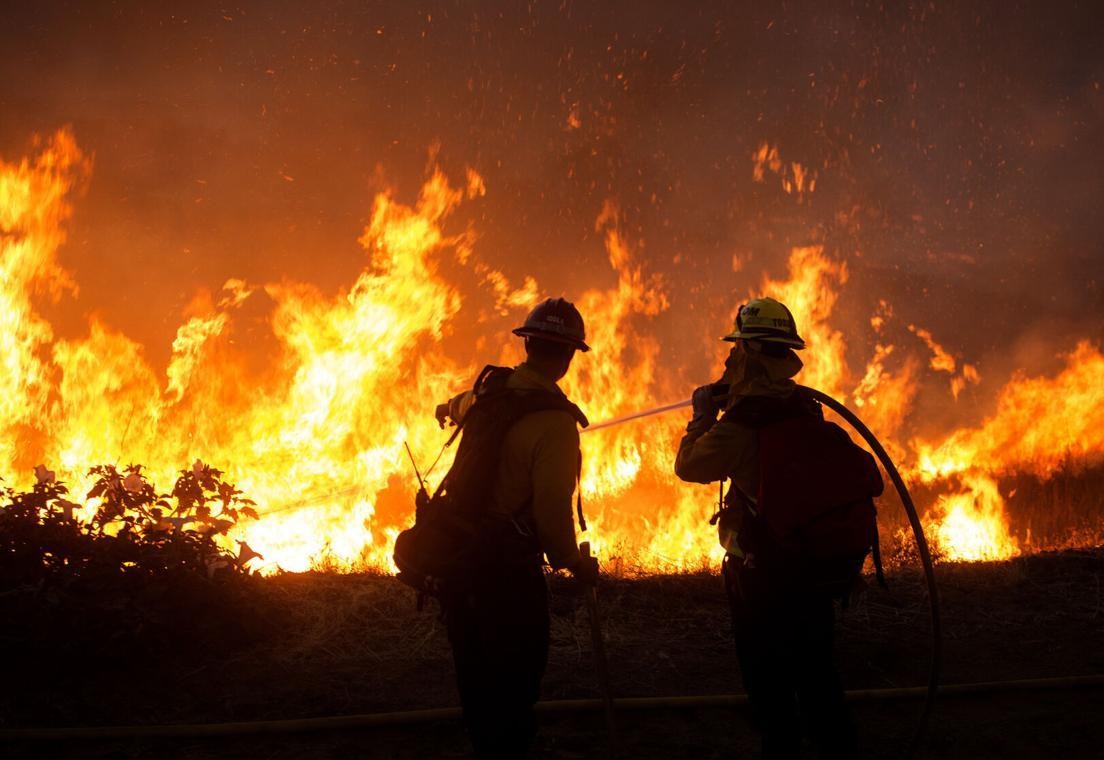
[2,544,1102,759]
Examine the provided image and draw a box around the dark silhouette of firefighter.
[675,297,884,760]
[395,297,597,759]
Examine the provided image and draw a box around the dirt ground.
[3,548,1103,759]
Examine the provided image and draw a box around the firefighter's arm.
[675,418,757,485]
[530,412,583,570]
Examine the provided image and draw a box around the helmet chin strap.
[721,344,749,387]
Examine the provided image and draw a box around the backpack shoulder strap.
[472,364,514,398]
[471,364,589,427]
[432,368,587,512]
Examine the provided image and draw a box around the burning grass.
[877,462,1104,565]
[1004,463,1104,551]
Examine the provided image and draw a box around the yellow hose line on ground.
[3,674,1103,741]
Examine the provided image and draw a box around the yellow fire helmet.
[723,297,806,349]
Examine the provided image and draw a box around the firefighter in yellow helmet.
[675,297,860,759]
[432,297,598,759]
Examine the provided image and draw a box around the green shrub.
[0,462,270,674]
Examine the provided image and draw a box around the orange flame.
[928,475,1020,561]
[3,128,1103,571]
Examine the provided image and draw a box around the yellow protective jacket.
[447,363,583,570]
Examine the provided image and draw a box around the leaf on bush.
[122,473,144,493]
[57,499,79,519]
[240,506,259,520]
[34,464,56,485]
[157,516,191,531]
[218,482,236,507]
[236,541,264,566]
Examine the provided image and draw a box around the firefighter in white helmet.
[675,297,861,759]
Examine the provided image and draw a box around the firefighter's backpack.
[722,390,885,596]
[393,365,587,597]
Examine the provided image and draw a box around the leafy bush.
[0,461,270,673]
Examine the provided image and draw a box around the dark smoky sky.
[2,0,1102,393]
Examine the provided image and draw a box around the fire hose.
[242,384,941,752]
[801,386,941,756]
[581,385,942,757]
[2,675,1100,741]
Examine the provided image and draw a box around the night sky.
[2,0,1102,410]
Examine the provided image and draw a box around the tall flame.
[3,129,1103,571]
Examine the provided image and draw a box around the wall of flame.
[2,128,1102,572]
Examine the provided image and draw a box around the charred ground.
[3,547,1103,759]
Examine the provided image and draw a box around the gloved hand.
[571,553,600,588]
[548,571,580,617]
[434,402,451,428]
[689,383,721,429]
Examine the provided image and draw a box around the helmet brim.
[513,327,591,352]
[722,331,806,350]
